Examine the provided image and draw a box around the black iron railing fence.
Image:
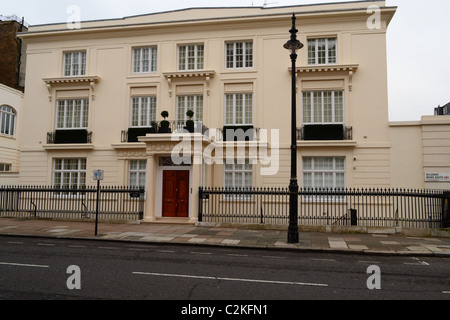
[122,121,210,142]
[0,186,145,222]
[199,187,450,229]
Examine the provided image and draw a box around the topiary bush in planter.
[185,110,195,133]
[159,110,172,133]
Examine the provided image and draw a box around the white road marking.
[7,241,23,245]
[310,258,337,262]
[133,272,328,288]
[0,262,49,268]
[404,257,430,266]
[38,243,56,247]
[443,291,450,294]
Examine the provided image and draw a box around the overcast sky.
[1,0,449,122]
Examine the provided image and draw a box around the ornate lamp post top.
[283,13,304,54]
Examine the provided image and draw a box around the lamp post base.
[287,179,299,244]
[287,228,299,244]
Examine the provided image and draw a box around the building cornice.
[18,3,396,40]
[294,64,359,74]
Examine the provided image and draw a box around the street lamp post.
[284,13,303,244]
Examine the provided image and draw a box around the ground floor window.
[53,158,87,190]
[129,160,147,188]
[303,157,345,190]
[0,163,12,172]
[224,159,253,190]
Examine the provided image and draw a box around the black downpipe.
[16,17,24,90]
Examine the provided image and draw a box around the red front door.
[162,171,190,218]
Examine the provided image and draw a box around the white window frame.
[56,99,89,130]
[129,160,147,189]
[226,41,253,69]
[132,47,157,73]
[53,158,87,191]
[130,96,157,128]
[224,159,253,200]
[178,44,204,71]
[0,163,12,172]
[64,51,87,77]
[302,91,344,125]
[307,38,337,65]
[0,105,16,137]
[302,157,346,191]
[225,93,253,126]
[177,95,204,122]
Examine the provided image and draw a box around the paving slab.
[0,218,449,257]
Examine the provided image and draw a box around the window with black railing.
[49,99,92,144]
[300,91,352,141]
[224,93,254,141]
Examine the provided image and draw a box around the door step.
[150,217,196,225]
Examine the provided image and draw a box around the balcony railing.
[121,121,209,143]
[297,125,353,141]
[215,126,261,142]
[47,130,92,144]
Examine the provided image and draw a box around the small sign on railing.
[93,170,104,181]
[93,169,104,237]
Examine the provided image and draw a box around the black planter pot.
[184,126,195,133]
[127,127,157,142]
[158,127,172,134]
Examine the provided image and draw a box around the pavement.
[1,217,450,257]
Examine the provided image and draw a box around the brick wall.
[0,21,22,91]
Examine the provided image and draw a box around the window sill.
[111,142,146,150]
[127,73,160,79]
[297,140,357,148]
[0,134,16,140]
[43,144,94,150]
[221,69,257,74]
[0,171,19,176]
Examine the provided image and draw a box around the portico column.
[189,150,202,223]
[143,154,157,222]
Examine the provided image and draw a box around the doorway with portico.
[157,156,192,219]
